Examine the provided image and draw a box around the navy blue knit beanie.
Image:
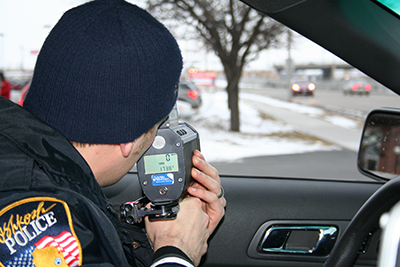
[23,0,182,144]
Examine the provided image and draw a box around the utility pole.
[286,30,294,102]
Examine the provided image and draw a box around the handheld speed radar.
[120,106,200,224]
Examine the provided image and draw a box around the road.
[212,88,400,181]
[242,88,400,118]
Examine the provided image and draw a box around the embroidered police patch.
[0,197,82,267]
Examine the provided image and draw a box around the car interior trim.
[259,225,338,256]
[247,220,350,263]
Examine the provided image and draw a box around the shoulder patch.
[0,197,82,267]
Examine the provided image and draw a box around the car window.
[3,0,398,184]
[179,38,399,182]
[179,84,191,90]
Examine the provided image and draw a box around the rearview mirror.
[358,108,400,181]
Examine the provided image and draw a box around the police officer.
[0,0,226,266]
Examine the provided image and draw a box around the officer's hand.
[145,197,210,266]
[189,150,226,233]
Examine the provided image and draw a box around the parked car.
[291,80,315,96]
[343,80,372,96]
[176,80,202,119]
[101,0,400,266]
[178,80,202,109]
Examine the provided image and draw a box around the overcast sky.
[0,0,343,72]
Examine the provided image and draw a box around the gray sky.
[0,0,343,72]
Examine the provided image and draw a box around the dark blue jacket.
[0,97,192,267]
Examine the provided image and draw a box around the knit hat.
[23,0,182,144]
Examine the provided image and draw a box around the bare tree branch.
[147,0,287,131]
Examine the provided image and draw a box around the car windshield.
[293,80,309,84]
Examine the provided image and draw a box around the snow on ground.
[240,93,361,130]
[184,91,342,162]
[323,115,360,130]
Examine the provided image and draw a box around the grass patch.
[273,131,334,146]
[256,110,335,146]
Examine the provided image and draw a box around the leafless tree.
[148,0,286,131]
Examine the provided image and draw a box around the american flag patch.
[35,231,80,267]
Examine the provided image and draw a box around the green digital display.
[143,153,179,175]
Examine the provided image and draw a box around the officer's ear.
[120,142,135,158]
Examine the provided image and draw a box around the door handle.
[259,225,338,256]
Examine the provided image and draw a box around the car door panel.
[199,176,382,267]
